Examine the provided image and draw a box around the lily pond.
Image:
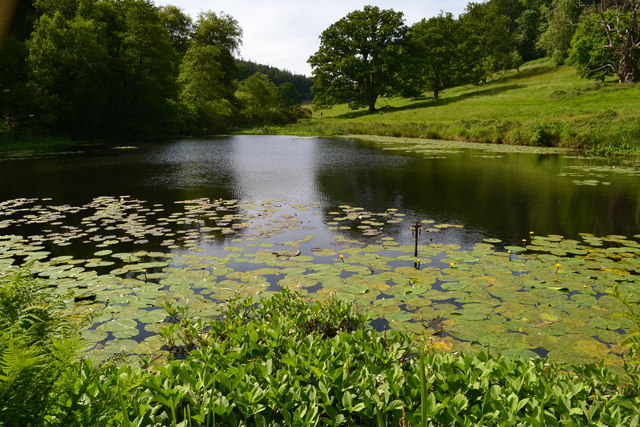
[1,135,640,365]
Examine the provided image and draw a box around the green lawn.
[264,59,640,153]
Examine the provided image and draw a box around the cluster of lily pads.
[353,135,567,156]
[0,196,637,365]
[558,164,640,186]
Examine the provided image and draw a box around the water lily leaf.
[588,317,621,330]
[343,283,369,294]
[384,311,413,323]
[138,310,167,324]
[572,294,598,307]
[483,238,502,244]
[440,282,466,291]
[104,338,139,354]
[112,328,139,339]
[81,329,108,343]
[110,318,138,330]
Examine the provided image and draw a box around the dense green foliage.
[1,274,639,425]
[26,0,181,138]
[405,13,471,101]
[0,269,83,425]
[235,73,309,125]
[237,60,312,101]
[569,0,640,83]
[3,0,638,144]
[0,0,306,142]
[309,0,639,114]
[537,0,582,65]
[308,1,555,110]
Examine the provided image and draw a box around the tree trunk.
[368,97,377,113]
[597,0,640,83]
[618,58,639,83]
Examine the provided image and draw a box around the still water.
[2,135,638,247]
[3,135,640,363]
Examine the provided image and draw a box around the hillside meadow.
[258,60,640,154]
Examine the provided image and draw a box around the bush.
[529,121,559,146]
[120,290,640,426]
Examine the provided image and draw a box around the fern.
[0,268,88,425]
[0,331,50,424]
[610,284,640,391]
[611,284,640,341]
[0,333,45,376]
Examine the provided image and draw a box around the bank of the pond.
[0,136,79,152]
[0,136,126,161]
[248,60,640,155]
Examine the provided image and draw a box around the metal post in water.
[412,220,422,258]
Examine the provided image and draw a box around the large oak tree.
[308,6,408,113]
[407,13,470,101]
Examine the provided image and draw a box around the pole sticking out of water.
[412,220,422,258]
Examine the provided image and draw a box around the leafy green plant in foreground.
[0,269,83,425]
[121,290,638,426]
[0,269,130,426]
[2,276,640,425]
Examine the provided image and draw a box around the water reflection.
[230,135,323,203]
[0,135,638,244]
[315,141,640,241]
[143,138,237,200]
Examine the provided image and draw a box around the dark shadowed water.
[1,135,639,248]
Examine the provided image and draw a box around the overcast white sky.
[153,1,471,76]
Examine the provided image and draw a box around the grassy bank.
[254,59,640,154]
[0,135,90,155]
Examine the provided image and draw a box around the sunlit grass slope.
[264,59,640,153]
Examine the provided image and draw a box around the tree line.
[237,60,313,101]
[0,0,308,142]
[309,0,640,112]
[2,0,637,140]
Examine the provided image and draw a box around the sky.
[153,0,471,76]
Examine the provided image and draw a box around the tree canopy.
[237,60,312,101]
[537,0,583,65]
[308,6,409,113]
[0,0,312,142]
[569,0,640,83]
[406,13,470,101]
[2,0,637,141]
[176,10,242,133]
